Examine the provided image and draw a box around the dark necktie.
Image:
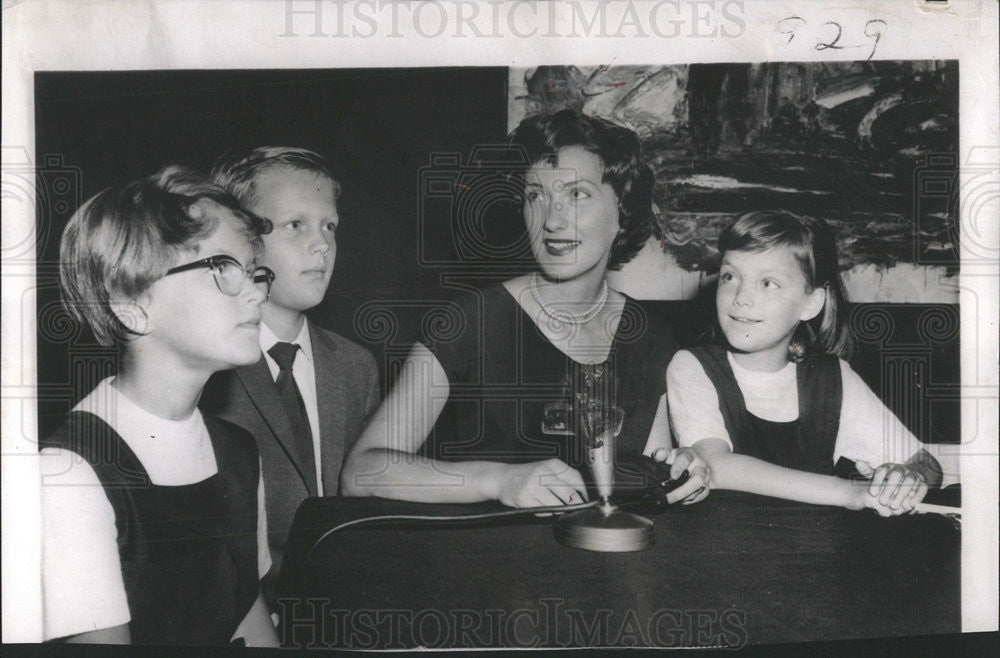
[268,342,317,494]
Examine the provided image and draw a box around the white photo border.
[3,0,997,644]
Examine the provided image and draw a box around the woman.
[342,110,708,508]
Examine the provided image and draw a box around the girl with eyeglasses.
[39,166,278,646]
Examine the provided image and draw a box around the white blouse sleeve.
[256,462,272,579]
[666,350,733,450]
[834,359,923,466]
[835,360,960,486]
[39,447,130,640]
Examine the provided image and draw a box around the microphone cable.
[307,499,602,561]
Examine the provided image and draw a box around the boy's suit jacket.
[201,322,379,547]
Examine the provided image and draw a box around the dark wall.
[35,68,509,437]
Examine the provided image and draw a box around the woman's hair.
[211,146,340,211]
[718,210,855,360]
[507,109,655,271]
[59,165,268,347]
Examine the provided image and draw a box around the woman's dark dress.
[420,285,677,494]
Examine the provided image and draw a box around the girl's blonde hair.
[60,165,267,346]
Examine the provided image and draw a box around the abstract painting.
[509,62,959,302]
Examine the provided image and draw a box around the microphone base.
[553,503,654,552]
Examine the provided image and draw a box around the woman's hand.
[652,447,710,504]
[855,460,929,516]
[494,459,589,508]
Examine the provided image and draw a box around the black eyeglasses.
[163,255,275,299]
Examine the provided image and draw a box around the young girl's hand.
[651,447,711,504]
[494,459,589,509]
[855,461,929,516]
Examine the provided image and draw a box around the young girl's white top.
[667,350,960,486]
[38,377,271,641]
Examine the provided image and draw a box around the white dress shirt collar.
[260,318,314,366]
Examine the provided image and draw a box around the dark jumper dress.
[41,411,260,646]
[687,344,843,475]
[420,285,677,495]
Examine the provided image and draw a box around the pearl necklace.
[529,272,609,325]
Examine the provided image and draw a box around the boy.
[40,166,278,645]
[203,147,380,573]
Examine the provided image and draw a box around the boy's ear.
[799,286,826,322]
[109,296,151,336]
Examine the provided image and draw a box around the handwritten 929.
[776,16,887,61]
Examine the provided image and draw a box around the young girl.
[39,166,279,645]
[667,211,957,514]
